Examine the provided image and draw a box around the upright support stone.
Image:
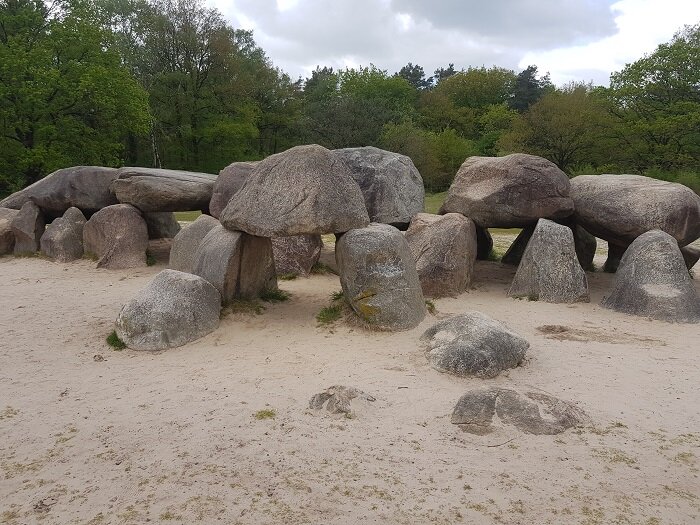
[0,208,19,255]
[11,201,45,255]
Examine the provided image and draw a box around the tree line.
[1,0,698,198]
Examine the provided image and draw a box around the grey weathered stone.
[333,146,424,227]
[220,145,370,237]
[83,204,149,269]
[571,174,700,247]
[501,225,534,266]
[440,154,574,228]
[475,225,494,260]
[0,166,119,219]
[40,207,86,262]
[0,208,19,255]
[147,238,172,265]
[451,388,588,435]
[271,234,323,276]
[111,167,217,212]
[421,312,528,379]
[601,230,700,323]
[681,244,700,271]
[336,223,426,331]
[144,212,181,239]
[115,269,221,351]
[192,225,276,304]
[169,214,220,273]
[405,213,477,297]
[11,201,45,254]
[572,224,597,272]
[604,243,626,273]
[508,219,589,303]
[309,385,376,415]
[209,161,258,219]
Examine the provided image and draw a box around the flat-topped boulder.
[111,167,217,213]
[336,223,426,331]
[405,213,477,298]
[333,146,424,227]
[209,161,258,219]
[0,166,119,219]
[272,234,323,277]
[115,270,221,351]
[11,201,45,255]
[508,219,589,303]
[192,225,276,304]
[83,204,149,269]
[602,230,700,323]
[40,207,86,262]
[0,208,19,255]
[440,154,574,228]
[571,174,700,247]
[421,312,528,379]
[220,145,370,236]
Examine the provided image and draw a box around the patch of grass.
[485,248,502,262]
[13,251,38,258]
[106,330,126,350]
[173,210,201,222]
[310,261,337,275]
[254,409,276,420]
[424,192,447,214]
[260,288,290,302]
[425,299,436,315]
[317,303,343,325]
[278,272,298,281]
[331,290,344,301]
[223,300,265,316]
[83,252,98,261]
[146,251,156,266]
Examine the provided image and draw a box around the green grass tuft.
[485,248,502,262]
[146,251,156,266]
[317,303,343,325]
[310,262,337,275]
[223,300,265,316]
[260,288,290,302]
[425,299,436,315]
[278,272,298,281]
[330,290,344,301]
[106,330,126,350]
[254,409,276,420]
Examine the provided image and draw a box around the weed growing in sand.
[83,252,98,261]
[146,251,156,266]
[254,409,276,420]
[317,304,343,325]
[279,273,298,281]
[223,300,265,316]
[0,406,19,420]
[261,288,290,302]
[310,262,337,275]
[106,331,126,350]
[425,300,436,315]
[331,290,344,301]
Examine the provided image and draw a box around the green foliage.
[330,290,344,301]
[146,251,156,266]
[310,262,336,275]
[253,409,276,420]
[425,300,436,315]
[423,192,447,214]
[260,288,290,303]
[278,273,298,281]
[106,330,126,350]
[316,303,343,325]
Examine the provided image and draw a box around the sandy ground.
[1,246,699,525]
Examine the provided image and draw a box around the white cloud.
[208,0,699,85]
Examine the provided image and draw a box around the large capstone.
[144,212,181,239]
[571,174,700,247]
[333,146,424,227]
[0,208,19,255]
[336,223,426,331]
[508,219,589,303]
[11,201,45,255]
[271,234,323,277]
[115,269,221,351]
[452,388,588,435]
[0,166,119,219]
[440,154,574,228]
[192,225,276,304]
[220,145,370,236]
[421,312,528,379]
[601,230,700,323]
[405,213,477,298]
[111,167,217,213]
[169,214,220,273]
[40,207,86,262]
[83,204,149,269]
[209,161,258,219]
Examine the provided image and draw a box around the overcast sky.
[208,0,700,86]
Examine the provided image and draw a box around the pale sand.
[1,252,699,525]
